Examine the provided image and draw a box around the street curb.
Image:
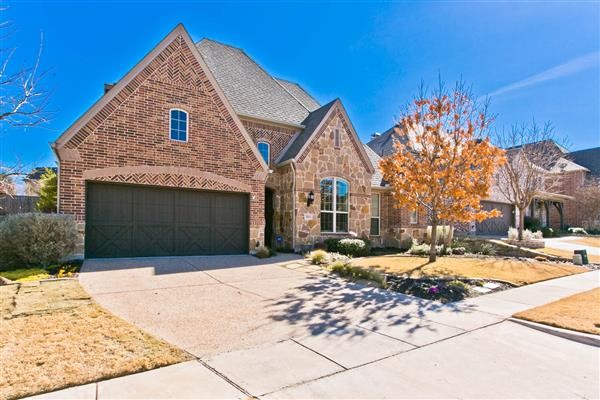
[509,318,600,347]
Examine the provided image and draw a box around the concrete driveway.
[78,256,600,399]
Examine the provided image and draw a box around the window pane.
[371,193,380,217]
[336,180,348,212]
[179,129,187,141]
[320,179,333,211]
[370,217,380,236]
[321,212,333,232]
[336,213,348,232]
[258,142,269,164]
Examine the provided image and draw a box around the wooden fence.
[0,195,40,215]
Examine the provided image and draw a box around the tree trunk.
[518,207,525,241]
[429,221,438,263]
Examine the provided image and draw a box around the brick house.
[53,24,427,258]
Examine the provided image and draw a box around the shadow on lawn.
[266,274,478,338]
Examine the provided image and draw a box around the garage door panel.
[86,183,248,258]
[174,226,212,255]
[476,201,514,235]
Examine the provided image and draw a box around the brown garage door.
[476,201,514,236]
[85,182,249,258]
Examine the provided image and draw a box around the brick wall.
[57,34,266,251]
[242,120,299,164]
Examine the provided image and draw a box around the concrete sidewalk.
[30,268,599,399]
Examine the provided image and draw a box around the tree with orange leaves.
[380,82,506,262]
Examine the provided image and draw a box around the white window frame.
[410,210,419,224]
[169,108,188,142]
[320,177,349,233]
[257,141,270,165]
[370,192,380,236]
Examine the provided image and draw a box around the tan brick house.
[53,24,425,258]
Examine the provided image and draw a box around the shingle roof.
[277,99,338,162]
[363,144,385,187]
[196,39,317,126]
[366,126,408,157]
[569,147,600,177]
[275,78,320,112]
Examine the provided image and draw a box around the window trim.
[257,141,271,165]
[333,128,341,148]
[169,108,188,142]
[370,192,380,236]
[320,177,349,233]
[410,210,419,225]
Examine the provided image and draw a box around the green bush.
[36,168,58,213]
[524,216,541,232]
[470,241,496,255]
[0,213,78,269]
[337,238,369,257]
[541,227,554,238]
[324,238,340,252]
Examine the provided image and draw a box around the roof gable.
[53,24,268,173]
[278,99,374,174]
[196,39,317,126]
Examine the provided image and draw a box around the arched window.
[320,177,349,233]
[170,109,188,142]
[257,141,270,165]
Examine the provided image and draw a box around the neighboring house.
[53,24,426,258]
[367,129,595,234]
[24,167,58,196]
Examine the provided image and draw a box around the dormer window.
[257,141,270,165]
[170,109,188,142]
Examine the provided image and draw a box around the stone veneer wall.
[293,110,372,248]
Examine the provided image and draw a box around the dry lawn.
[514,288,600,335]
[351,255,586,286]
[0,280,192,400]
[568,237,600,248]
[538,247,600,263]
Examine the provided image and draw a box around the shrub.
[408,243,444,256]
[328,263,385,286]
[0,213,78,269]
[568,227,588,235]
[337,238,369,257]
[324,238,340,253]
[308,250,328,265]
[541,227,554,238]
[524,216,541,231]
[445,280,470,301]
[508,227,518,241]
[36,168,58,213]
[254,246,271,258]
[451,247,466,255]
[470,241,496,255]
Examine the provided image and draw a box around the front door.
[264,188,274,248]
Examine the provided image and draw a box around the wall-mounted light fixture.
[307,191,315,206]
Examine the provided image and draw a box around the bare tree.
[0,8,50,201]
[494,121,567,240]
[574,177,600,231]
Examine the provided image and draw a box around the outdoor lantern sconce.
[307,191,315,206]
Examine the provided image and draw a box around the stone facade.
[55,33,267,251]
[292,109,373,248]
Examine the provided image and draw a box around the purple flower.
[428,286,440,294]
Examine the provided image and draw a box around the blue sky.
[1,1,599,171]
